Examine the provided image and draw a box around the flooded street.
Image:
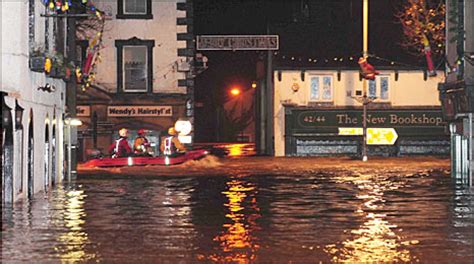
[2,153,474,263]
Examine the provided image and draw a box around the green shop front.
[284,106,449,156]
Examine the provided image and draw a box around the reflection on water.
[55,189,95,262]
[205,179,261,263]
[325,173,415,263]
[2,167,473,263]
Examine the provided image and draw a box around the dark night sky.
[192,0,424,142]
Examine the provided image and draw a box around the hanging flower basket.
[48,65,65,79]
[29,55,46,73]
[46,52,67,79]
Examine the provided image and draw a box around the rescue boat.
[82,149,209,168]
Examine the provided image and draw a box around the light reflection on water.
[2,167,473,263]
[325,173,415,263]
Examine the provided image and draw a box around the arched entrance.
[44,121,50,191]
[27,110,34,199]
[51,122,56,186]
[2,96,14,204]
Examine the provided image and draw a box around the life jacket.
[113,137,127,158]
[163,136,176,156]
[134,136,149,153]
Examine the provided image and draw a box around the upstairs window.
[115,38,155,93]
[309,76,333,102]
[123,46,147,92]
[368,75,390,101]
[117,0,152,19]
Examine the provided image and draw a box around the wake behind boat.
[82,149,209,168]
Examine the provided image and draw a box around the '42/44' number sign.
[303,115,326,123]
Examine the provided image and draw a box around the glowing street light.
[230,88,241,96]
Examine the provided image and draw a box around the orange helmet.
[119,128,128,137]
[137,129,146,135]
[168,127,176,135]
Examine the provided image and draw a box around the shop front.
[284,106,449,156]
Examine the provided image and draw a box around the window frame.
[117,0,153,20]
[115,38,155,94]
[308,75,334,102]
[368,75,390,102]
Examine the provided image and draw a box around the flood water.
[2,160,474,263]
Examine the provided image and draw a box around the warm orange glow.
[251,82,257,89]
[230,88,241,96]
[205,179,261,263]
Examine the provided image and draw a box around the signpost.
[338,127,363,135]
[366,128,398,145]
[339,127,399,145]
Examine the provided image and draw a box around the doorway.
[2,107,14,204]
[27,111,34,199]
[44,122,50,191]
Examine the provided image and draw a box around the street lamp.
[230,87,244,141]
[64,115,82,181]
[230,88,241,96]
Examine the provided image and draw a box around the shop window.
[115,38,155,93]
[117,0,153,19]
[309,76,333,102]
[368,76,390,101]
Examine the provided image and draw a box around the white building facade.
[76,0,195,159]
[273,68,448,157]
[2,1,67,203]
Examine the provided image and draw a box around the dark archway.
[2,103,14,204]
[44,121,50,191]
[27,110,34,199]
[51,122,56,186]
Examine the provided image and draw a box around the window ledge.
[116,14,153,20]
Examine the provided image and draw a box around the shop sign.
[196,35,279,50]
[76,106,90,117]
[108,106,172,117]
[297,109,445,128]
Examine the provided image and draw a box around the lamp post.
[64,116,82,181]
[230,87,244,142]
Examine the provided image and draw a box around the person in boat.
[108,128,132,158]
[160,127,187,157]
[133,128,153,156]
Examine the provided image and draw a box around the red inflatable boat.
[82,149,209,168]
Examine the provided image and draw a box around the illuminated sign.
[366,128,398,145]
[76,106,90,117]
[196,35,279,50]
[338,127,363,135]
[107,106,172,117]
